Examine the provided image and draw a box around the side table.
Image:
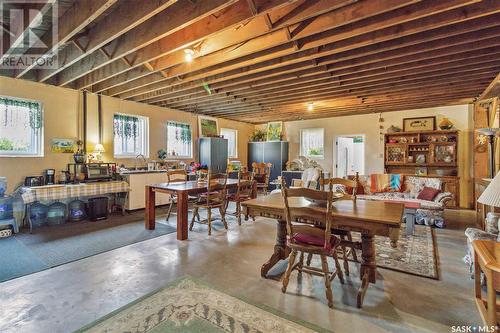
[473,240,500,327]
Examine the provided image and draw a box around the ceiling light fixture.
[307,102,314,111]
[184,49,194,62]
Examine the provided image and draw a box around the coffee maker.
[45,169,55,185]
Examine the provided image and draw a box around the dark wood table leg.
[176,191,188,240]
[145,186,156,230]
[357,232,376,308]
[261,219,290,279]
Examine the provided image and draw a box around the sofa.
[350,175,454,228]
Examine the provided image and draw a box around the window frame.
[113,113,150,158]
[300,128,325,159]
[220,127,238,158]
[0,95,44,158]
[166,121,193,159]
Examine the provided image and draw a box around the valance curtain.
[113,114,139,139]
[0,97,43,129]
[167,121,191,143]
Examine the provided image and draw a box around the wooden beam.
[89,0,357,93]
[479,72,500,100]
[14,0,117,78]
[56,0,296,87]
[35,0,192,82]
[122,0,495,102]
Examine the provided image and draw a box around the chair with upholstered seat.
[190,172,228,236]
[281,179,344,308]
[307,173,360,276]
[252,162,271,195]
[226,171,254,225]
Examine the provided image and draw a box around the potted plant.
[73,140,86,164]
[250,129,266,142]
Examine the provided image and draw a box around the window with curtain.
[166,121,192,158]
[0,96,43,156]
[300,128,324,158]
[113,113,149,157]
[221,128,237,158]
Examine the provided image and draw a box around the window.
[300,128,324,158]
[0,96,43,157]
[221,128,238,158]
[166,121,192,158]
[113,114,149,158]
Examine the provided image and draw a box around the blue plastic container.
[29,202,49,228]
[0,195,13,220]
[0,177,6,197]
[47,202,67,226]
[68,199,86,222]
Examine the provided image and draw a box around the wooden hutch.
[384,130,460,207]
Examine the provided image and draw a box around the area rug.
[352,224,438,280]
[76,276,331,333]
[0,215,176,283]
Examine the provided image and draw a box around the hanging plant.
[168,121,191,143]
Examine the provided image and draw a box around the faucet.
[134,154,147,170]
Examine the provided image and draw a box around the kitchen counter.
[119,169,168,175]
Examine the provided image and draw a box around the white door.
[336,137,354,178]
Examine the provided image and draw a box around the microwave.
[85,163,113,182]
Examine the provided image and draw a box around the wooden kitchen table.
[241,193,403,308]
[145,179,251,240]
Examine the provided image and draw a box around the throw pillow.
[417,187,441,201]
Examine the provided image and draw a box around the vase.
[439,117,454,130]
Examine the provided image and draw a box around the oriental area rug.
[76,277,332,333]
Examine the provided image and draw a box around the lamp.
[93,143,105,162]
[478,171,500,208]
[477,128,499,178]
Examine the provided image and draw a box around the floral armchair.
[464,212,500,277]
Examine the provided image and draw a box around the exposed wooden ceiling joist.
[2,0,500,123]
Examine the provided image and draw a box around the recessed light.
[307,102,314,111]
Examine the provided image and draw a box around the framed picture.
[198,116,218,137]
[51,138,76,153]
[402,116,436,132]
[266,121,283,141]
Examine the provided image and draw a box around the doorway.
[335,135,365,177]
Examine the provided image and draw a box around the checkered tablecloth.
[20,181,130,204]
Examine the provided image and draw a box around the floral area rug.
[76,277,332,333]
[351,225,438,279]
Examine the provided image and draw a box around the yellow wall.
[0,76,254,192]
[277,105,474,208]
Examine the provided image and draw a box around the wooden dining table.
[241,193,403,308]
[145,179,244,240]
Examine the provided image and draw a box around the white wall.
[283,105,474,207]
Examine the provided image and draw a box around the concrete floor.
[0,208,480,333]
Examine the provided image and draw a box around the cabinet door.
[148,173,170,206]
[264,142,282,182]
[248,142,264,168]
[126,175,147,210]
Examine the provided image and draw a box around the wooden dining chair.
[309,172,360,276]
[281,179,344,308]
[252,162,271,194]
[164,169,199,221]
[190,172,228,236]
[226,171,254,225]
